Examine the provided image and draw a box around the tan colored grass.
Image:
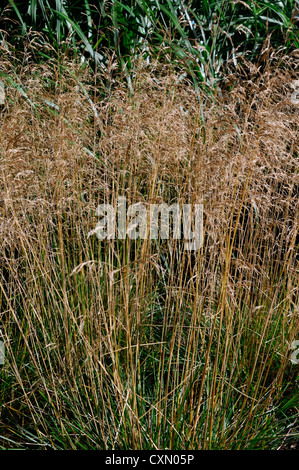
[0,44,298,449]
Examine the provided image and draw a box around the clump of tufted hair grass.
[0,43,298,449]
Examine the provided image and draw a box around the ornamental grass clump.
[0,43,298,449]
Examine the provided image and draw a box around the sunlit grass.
[0,42,298,449]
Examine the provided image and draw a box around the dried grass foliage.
[0,48,298,449]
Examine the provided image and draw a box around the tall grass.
[0,42,298,449]
[1,1,298,89]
